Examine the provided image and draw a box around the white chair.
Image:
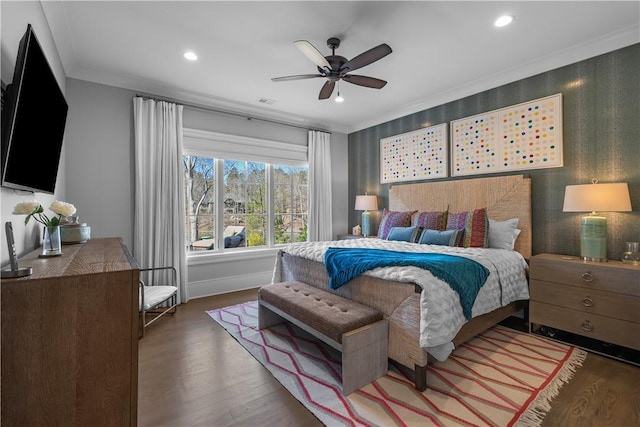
[139,266,178,337]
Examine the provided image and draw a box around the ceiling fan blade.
[271,74,324,82]
[294,40,331,70]
[318,81,335,100]
[340,43,392,73]
[342,74,387,89]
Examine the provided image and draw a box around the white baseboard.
[187,271,272,299]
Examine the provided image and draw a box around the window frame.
[183,128,308,257]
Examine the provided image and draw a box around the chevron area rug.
[207,301,586,427]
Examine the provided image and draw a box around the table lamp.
[355,195,378,237]
[562,179,631,261]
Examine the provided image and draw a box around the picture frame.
[380,123,448,183]
[450,93,563,176]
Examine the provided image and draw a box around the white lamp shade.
[355,195,378,211]
[563,183,632,212]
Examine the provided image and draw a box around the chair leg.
[140,297,178,335]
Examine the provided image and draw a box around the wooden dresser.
[1,237,140,426]
[529,253,640,351]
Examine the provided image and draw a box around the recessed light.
[184,51,198,61]
[494,15,514,27]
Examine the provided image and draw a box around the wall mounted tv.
[1,24,68,194]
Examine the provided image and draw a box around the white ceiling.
[42,1,639,134]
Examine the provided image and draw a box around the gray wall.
[0,1,67,264]
[64,78,348,298]
[65,79,135,246]
[349,44,640,259]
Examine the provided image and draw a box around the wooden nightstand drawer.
[530,254,640,296]
[530,302,640,350]
[530,280,640,323]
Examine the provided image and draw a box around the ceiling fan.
[272,37,392,100]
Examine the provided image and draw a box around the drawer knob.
[581,272,594,282]
[581,320,594,332]
[582,297,594,307]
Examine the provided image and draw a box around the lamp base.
[580,214,608,262]
[361,211,371,237]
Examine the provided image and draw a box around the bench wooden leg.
[258,301,286,329]
[342,319,389,395]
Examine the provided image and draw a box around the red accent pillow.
[446,207,489,248]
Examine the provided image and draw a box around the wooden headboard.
[389,175,532,259]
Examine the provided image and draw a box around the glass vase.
[621,241,640,265]
[42,225,62,256]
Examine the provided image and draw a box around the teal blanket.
[324,248,489,320]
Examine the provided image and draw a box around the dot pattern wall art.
[380,123,448,183]
[451,93,563,176]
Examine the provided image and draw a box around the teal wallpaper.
[348,44,640,258]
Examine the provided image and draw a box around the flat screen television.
[1,24,68,194]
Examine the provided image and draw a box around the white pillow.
[488,218,521,250]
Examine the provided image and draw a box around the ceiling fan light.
[335,80,344,103]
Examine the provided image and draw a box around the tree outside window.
[184,155,215,250]
[274,165,308,244]
[224,160,266,248]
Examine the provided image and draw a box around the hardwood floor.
[543,355,640,427]
[138,288,323,427]
[138,290,640,426]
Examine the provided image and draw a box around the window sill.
[187,247,281,266]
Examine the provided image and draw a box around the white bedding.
[273,238,529,360]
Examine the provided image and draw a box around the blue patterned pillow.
[377,209,416,240]
[387,226,423,243]
[418,229,464,246]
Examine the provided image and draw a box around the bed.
[272,174,532,390]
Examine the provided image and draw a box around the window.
[182,128,308,254]
[274,165,308,244]
[223,160,266,248]
[184,155,216,251]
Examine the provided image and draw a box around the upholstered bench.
[258,281,388,395]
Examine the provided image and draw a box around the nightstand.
[529,253,640,351]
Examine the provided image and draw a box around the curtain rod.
[134,93,332,134]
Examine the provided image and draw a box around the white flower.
[13,200,41,215]
[50,201,76,217]
[13,200,77,228]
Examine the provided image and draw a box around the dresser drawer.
[530,280,640,323]
[530,255,640,296]
[530,302,640,350]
